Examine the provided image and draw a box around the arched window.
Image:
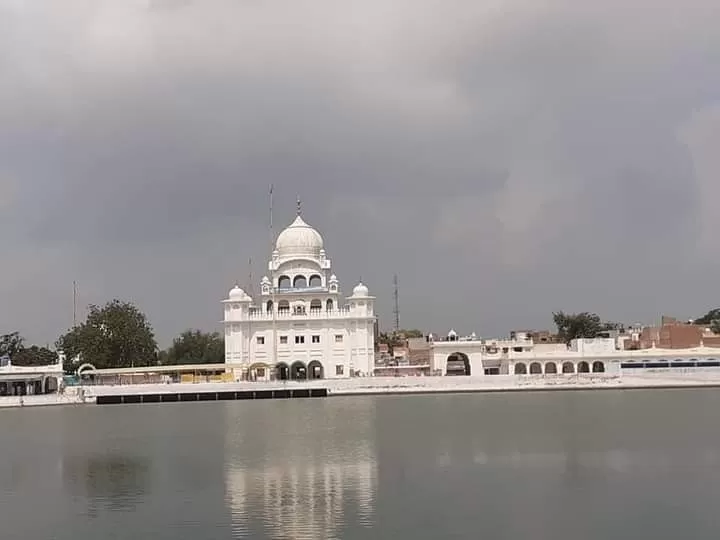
[514,363,527,375]
[310,299,322,311]
[278,300,290,312]
[266,300,273,313]
[326,299,334,311]
[309,275,322,287]
[545,362,558,374]
[278,275,291,289]
[529,362,542,374]
[293,275,307,288]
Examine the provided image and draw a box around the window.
[295,335,305,344]
[256,367,265,377]
[335,334,343,343]
[312,335,320,344]
[280,335,288,344]
[336,365,344,375]
[256,336,265,345]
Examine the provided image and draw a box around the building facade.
[431,331,720,376]
[223,208,375,380]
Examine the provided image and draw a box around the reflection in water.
[224,399,377,540]
[226,462,374,540]
[62,455,151,513]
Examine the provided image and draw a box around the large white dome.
[275,215,324,257]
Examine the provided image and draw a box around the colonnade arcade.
[0,375,59,396]
[512,360,605,375]
[443,353,606,376]
[245,361,326,381]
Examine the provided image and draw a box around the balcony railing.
[239,308,354,320]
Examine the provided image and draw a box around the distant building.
[633,316,720,349]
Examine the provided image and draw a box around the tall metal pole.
[270,185,277,375]
[393,274,400,331]
[73,280,77,327]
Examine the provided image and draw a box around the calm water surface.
[2,390,720,539]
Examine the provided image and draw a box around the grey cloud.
[1,0,720,345]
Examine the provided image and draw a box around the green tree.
[12,345,58,366]
[694,309,720,334]
[57,300,157,370]
[162,330,224,365]
[0,332,24,358]
[399,329,424,338]
[552,311,604,344]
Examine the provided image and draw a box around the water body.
[2,390,720,539]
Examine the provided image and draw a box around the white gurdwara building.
[223,207,376,380]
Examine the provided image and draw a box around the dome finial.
[296,197,302,216]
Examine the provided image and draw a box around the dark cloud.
[1,0,719,345]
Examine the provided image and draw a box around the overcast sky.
[1,0,719,347]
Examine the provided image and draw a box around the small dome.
[352,282,369,297]
[447,329,457,337]
[275,215,324,258]
[329,274,338,282]
[229,285,249,301]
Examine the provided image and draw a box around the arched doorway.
[278,300,290,313]
[43,376,58,394]
[592,361,605,373]
[293,275,307,288]
[446,352,471,376]
[308,360,324,379]
[514,362,527,375]
[276,362,290,380]
[326,299,334,311]
[249,362,270,381]
[530,362,542,374]
[310,299,322,312]
[545,362,558,374]
[309,275,322,287]
[562,362,575,374]
[577,361,590,373]
[290,361,307,380]
[266,300,273,313]
[278,275,291,289]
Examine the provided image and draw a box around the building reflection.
[224,399,377,539]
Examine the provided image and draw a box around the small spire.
[296,197,302,216]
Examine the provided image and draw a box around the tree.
[694,309,720,334]
[0,332,24,359]
[552,311,604,344]
[399,329,424,338]
[162,330,224,365]
[12,345,58,366]
[57,300,157,370]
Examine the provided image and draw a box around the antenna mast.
[269,184,277,369]
[73,280,77,327]
[247,257,254,298]
[393,274,400,331]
